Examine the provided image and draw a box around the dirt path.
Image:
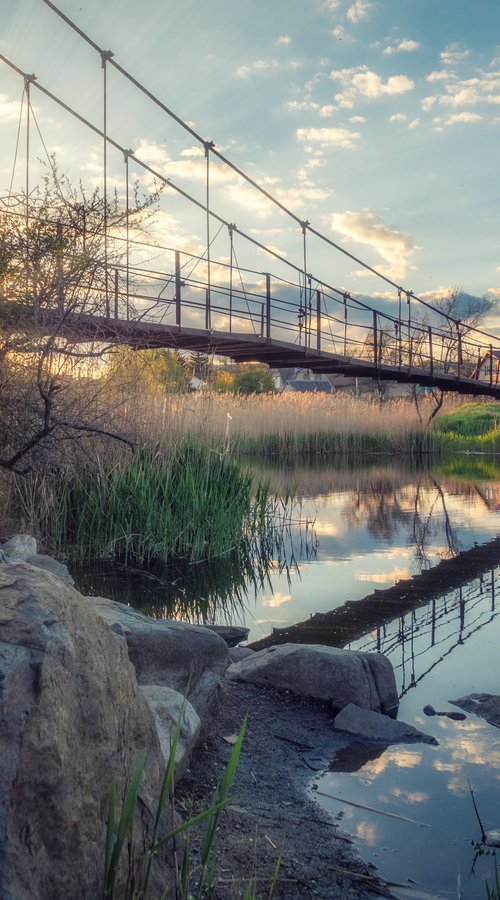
[177,680,393,899]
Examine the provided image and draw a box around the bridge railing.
[4,229,494,388]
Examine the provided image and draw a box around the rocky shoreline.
[3,534,497,898]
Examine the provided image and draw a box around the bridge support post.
[175,250,181,327]
[114,268,119,318]
[316,289,321,351]
[266,274,271,340]
[428,326,433,377]
[205,288,211,330]
[490,344,493,386]
[373,311,378,367]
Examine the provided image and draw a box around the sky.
[1,0,499,334]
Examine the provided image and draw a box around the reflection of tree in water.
[412,480,459,565]
[342,475,462,562]
[344,477,419,543]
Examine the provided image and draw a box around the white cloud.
[445,111,483,125]
[331,25,348,40]
[330,65,415,104]
[408,118,420,129]
[286,99,336,117]
[439,73,500,108]
[276,35,291,46]
[426,70,452,82]
[389,113,407,122]
[276,184,332,208]
[440,43,471,67]
[421,96,437,112]
[346,0,371,24]
[262,592,292,608]
[329,209,418,279]
[135,139,238,186]
[0,93,24,123]
[384,39,420,56]
[236,58,279,78]
[296,126,361,149]
[287,100,320,113]
[179,146,204,158]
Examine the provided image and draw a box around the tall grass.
[111,391,440,459]
[39,441,273,564]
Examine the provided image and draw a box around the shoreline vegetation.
[2,393,500,567]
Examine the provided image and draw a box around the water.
[72,456,500,898]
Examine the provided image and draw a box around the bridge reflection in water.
[250,537,500,699]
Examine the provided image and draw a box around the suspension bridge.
[1,0,499,397]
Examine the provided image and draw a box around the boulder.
[2,533,37,561]
[450,693,500,728]
[26,553,74,585]
[229,646,255,663]
[204,625,250,647]
[333,704,439,746]
[226,643,398,714]
[140,685,201,782]
[0,563,174,900]
[90,597,230,733]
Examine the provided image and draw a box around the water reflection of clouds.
[360,749,423,778]
[356,821,379,845]
[357,567,411,584]
[391,787,429,804]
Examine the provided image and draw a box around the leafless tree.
[0,170,157,473]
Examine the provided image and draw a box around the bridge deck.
[52,311,500,398]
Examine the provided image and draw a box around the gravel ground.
[176,679,394,899]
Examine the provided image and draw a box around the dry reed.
[110,390,440,457]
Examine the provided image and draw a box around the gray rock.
[26,553,74,585]
[226,643,398,714]
[2,533,37,560]
[229,646,255,663]
[204,625,250,647]
[450,693,500,728]
[90,596,229,734]
[333,704,439,745]
[140,685,201,781]
[0,563,174,900]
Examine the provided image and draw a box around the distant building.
[474,349,500,384]
[273,368,333,393]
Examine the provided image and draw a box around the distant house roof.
[282,379,332,393]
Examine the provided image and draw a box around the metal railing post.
[205,288,211,330]
[428,326,433,377]
[373,311,378,367]
[266,273,271,340]
[490,344,493,386]
[316,289,321,351]
[114,268,119,319]
[457,330,462,381]
[175,250,181,327]
[260,304,265,337]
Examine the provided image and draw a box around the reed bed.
[111,390,439,458]
[36,442,275,565]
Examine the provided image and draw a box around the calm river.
[74,455,500,900]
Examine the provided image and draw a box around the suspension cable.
[38,0,470,317]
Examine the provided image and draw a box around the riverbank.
[178,678,393,900]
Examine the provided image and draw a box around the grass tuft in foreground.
[103,713,282,900]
